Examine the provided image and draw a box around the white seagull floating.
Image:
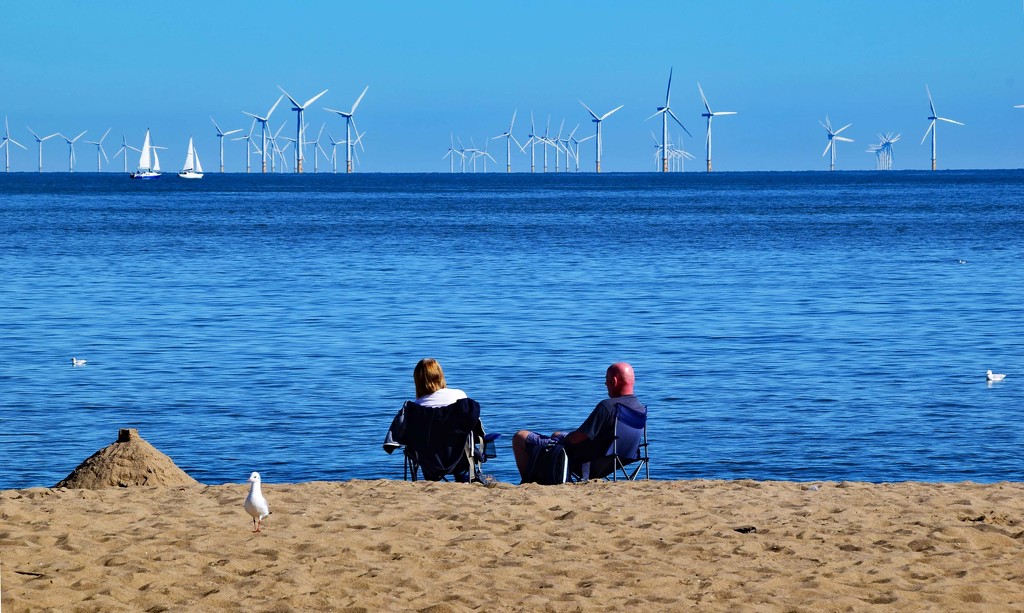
[986,370,1006,382]
[244,471,271,533]
[71,357,87,367]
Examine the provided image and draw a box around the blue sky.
[2,1,1024,172]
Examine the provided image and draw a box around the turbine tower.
[1,118,27,172]
[648,69,691,173]
[83,128,111,172]
[579,100,623,173]
[492,109,523,173]
[242,95,283,173]
[821,116,853,171]
[26,126,58,172]
[278,85,328,173]
[323,85,368,174]
[697,82,737,172]
[211,117,242,173]
[59,130,87,173]
[921,85,963,171]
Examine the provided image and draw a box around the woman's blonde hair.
[414,358,447,398]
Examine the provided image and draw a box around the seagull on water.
[244,471,270,533]
[71,357,87,367]
[986,370,1006,382]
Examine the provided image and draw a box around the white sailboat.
[178,136,204,179]
[130,129,161,179]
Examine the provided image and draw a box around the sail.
[138,130,152,170]
[183,137,195,172]
[194,144,203,173]
[153,148,161,172]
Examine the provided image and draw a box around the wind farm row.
[0,72,1009,175]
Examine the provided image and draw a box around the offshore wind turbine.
[1,118,27,172]
[921,85,964,171]
[278,85,328,173]
[112,134,140,173]
[59,130,87,172]
[697,82,737,172]
[579,100,623,173]
[821,116,853,171]
[867,132,900,170]
[242,95,283,173]
[324,85,368,174]
[211,117,242,173]
[83,128,111,172]
[26,126,58,172]
[232,120,259,174]
[648,69,691,173]
[491,109,523,173]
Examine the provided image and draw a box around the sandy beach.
[2,479,1022,611]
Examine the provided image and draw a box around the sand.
[1,479,1022,611]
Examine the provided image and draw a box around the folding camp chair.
[386,398,499,482]
[570,402,649,482]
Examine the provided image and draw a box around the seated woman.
[384,358,485,481]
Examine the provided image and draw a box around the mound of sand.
[54,428,200,489]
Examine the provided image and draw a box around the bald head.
[605,362,635,397]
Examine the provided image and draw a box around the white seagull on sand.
[986,370,1006,382]
[71,357,87,367]
[244,471,271,533]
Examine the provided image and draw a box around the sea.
[0,170,1021,489]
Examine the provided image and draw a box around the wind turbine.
[648,69,691,173]
[697,82,737,172]
[278,85,328,173]
[569,132,594,172]
[211,117,242,173]
[579,100,623,173]
[921,85,963,171]
[242,95,283,173]
[324,85,368,174]
[492,109,523,173]
[59,130,87,172]
[83,128,111,172]
[867,132,900,170]
[112,134,140,173]
[26,126,58,172]
[1,118,27,172]
[232,120,259,174]
[523,113,539,173]
[443,132,463,173]
[821,116,853,171]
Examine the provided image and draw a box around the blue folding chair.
[571,402,649,482]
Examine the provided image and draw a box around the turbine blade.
[303,89,329,108]
[938,117,964,126]
[921,121,935,144]
[834,136,854,143]
[823,141,833,156]
[277,85,301,108]
[697,82,711,114]
[266,95,283,118]
[600,105,624,120]
[350,86,369,114]
[834,124,852,135]
[579,100,599,120]
[667,109,692,137]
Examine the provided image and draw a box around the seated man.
[512,362,646,483]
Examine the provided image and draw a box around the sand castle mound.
[54,428,200,489]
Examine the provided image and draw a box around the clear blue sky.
[3,1,1024,172]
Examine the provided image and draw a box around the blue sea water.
[0,170,1021,489]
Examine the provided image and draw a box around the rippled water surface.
[1,171,1021,488]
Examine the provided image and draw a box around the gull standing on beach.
[244,472,270,533]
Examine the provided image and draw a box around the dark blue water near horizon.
[1,170,1021,489]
